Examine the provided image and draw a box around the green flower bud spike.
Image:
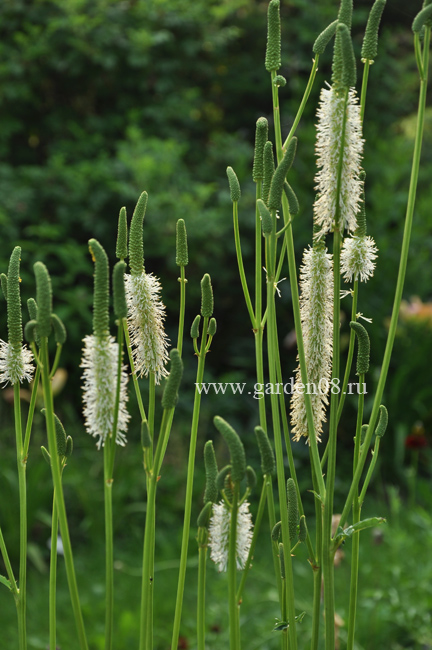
[176,219,189,267]
[272,521,282,541]
[161,348,183,410]
[338,0,353,31]
[200,274,214,318]
[88,239,110,339]
[197,501,213,529]
[41,408,67,457]
[116,206,128,260]
[287,478,299,541]
[361,0,386,61]
[7,247,23,346]
[216,464,232,492]
[299,515,308,543]
[208,318,217,337]
[265,0,281,72]
[34,262,52,338]
[252,117,268,182]
[313,20,338,55]
[113,261,127,320]
[273,74,286,87]
[1,273,7,301]
[283,181,300,216]
[204,440,219,504]
[24,320,38,344]
[190,315,201,339]
[350,321,370,375]
[128,191,148,276]
[27,298,37,321]
[51,314,67,345]
[413,4,432,32]
[257,199,273,236]
[268,137,297,211]
[226,166,241,203]
[246,465,257,490]
[262,141,275,206]
[339,23,357,88]
[254,425,275,476]
[375,405,388,438]
[213,416,246,483]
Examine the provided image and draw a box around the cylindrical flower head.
[340,234,378,282]
[313,86,364,237]
[290,244,333,442]
[208,500,253,572]
[0,247,35,385]
[125,272,169,384]
[81,334,130,449]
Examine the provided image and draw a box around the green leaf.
[334,517,386,546]
[0,575,12,591]
[273,612,306,631]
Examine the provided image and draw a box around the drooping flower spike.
[125,192,170,384]
[290,237,334,443]
[81,239,130,450]
[0,247,34,386]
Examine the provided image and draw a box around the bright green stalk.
[233,200,255,325]
[339,28,431,530]
[170,317,209,650]
[265,231,298,650]
[39,337,88,650]
[23,364,40,458]
[282,55,320,151]
[14,382,27,650]
[103,446,114,650]
[254,181,267,432]
[236,480,267,603]
[0,527,18,599]
[309,447,322,650]
[49,491,59,650]
[228,482,241,650]
[265,474,283,605]
[358,436,381,507]
[337,283,359,423]
[196,532,208,650]
[346,373,365,650]
[177,265,187,356]
[49,344,62,379]
[360,60,370,122]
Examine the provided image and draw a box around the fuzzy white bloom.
[125,273,169,385]
[0,340,34,386]
[291,245,334,443]
[81,334,130,449]
[340,234,378,283]
[208,500,253,573]
[313,85,364,237]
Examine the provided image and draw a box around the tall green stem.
[339,29,431,530]
[228,482,240,650]
[170,317,209,650]
[196,532,208,650]
[14,382,27,650]
[49,491,59,650]
[39,338,88,650]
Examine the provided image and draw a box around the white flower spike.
[313,85,364,237]
[208,500,253,573]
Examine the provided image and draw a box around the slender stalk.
[0,527,18,600]
[236,480,267,603]
[282,55,320,151]
[337,283,358,423]
[49,491,59,650]
[228,482,240,650]
[196,532,208,650]
[170,317,209,650]
[339,28,431,530]
[13,382,27,650]
[39,337,88,650]
[23,364,41,458]
[358,437,381,507]
[233,200,255,325]
[104,446,114,650]
[177,265,187,356]
[346,373,365,650]
[360,60,370,123]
